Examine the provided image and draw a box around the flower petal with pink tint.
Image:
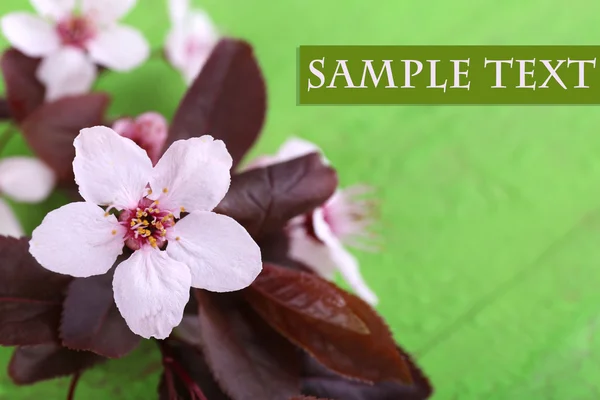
[148,136,232,217]
[112,112,168,165]
[113,247,191,339]
[0,199,23,238]
[36,47,97,101]
[73,126,153,210]
[31,0,75,20]
[1,13,60,57]
[29,202,126,278]
[166,211,262,292]
[0,157,56,203]
[165,2,218,84]
[277,137,324,163]
[82,0,137,25]
[291,207,378,305]
[168,0,189,25]
[88,24,149,71]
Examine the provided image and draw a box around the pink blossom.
[29,127,262,339]
[165,0,219,84]
[112,112,168,165]
[1,0,149,101]
[248,137,378,305]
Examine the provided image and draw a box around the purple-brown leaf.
[61,264,141,358]
[0,48,44,122]
[167,38,267,167]
[0,97,11,120]
[0,236,72,345]
[9,343,104,385]
[21,93,110,182]
[194,291,300,400]
[246,264,412,385]
[301,348,433,400]
[214,153,337,239]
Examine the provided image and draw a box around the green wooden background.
[1,0,600,398]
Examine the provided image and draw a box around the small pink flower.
[248,137,379,305]
[0,156,56,238]
[165,0,219,84]
[112,112,168,165]
[29,127,262,339]
[1,0,150,101]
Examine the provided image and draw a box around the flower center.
[119,198,175,251]
[56,15,96,48]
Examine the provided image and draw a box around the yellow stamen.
[162,188,169,194]
[111,229,117,235]
[175,236,180,241]
[180,206,186,213]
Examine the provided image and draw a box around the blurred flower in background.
[247,137,379,305]
[165,0,219,84]
[0,156,55,237]
[113,112,168,165]
[1,0,149,101]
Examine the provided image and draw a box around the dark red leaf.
[0,236,72,345]
[194,291,300,400]
[0,97,11,120]
[167,38,267,167]
[258,230,312,272]
[158,338,231,400]
[21,93,110,182]
[248,263,368,333]
[290,397,331,400]
[9,343,104,385]
[61,261,141,358]
[245,264,412,385]
[0,48,44,122]
[215,154,337,239]
[301,348,433,400]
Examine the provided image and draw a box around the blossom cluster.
[0,1,432,399]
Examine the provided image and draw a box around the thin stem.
[66,372,81,400]
[158,340,208,400]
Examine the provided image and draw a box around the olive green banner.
[297,46,600,105]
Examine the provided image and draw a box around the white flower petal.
[88,24,149,71]
[29,202,126,277]
[0,199,23,238]
[113,247,191,339]
[1,13,60,57]
[0,157,56,203]
[73,126,153,210]
[166,211,262,292]
[296,209,378,305]
[168,0,189,24]
[36,47,97,101]
[288,231,338,279]
[277,137,327,164]
[148,136,232,216]
[82,0,136,24]
[30,0,75,19]
[326,239,378,305]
